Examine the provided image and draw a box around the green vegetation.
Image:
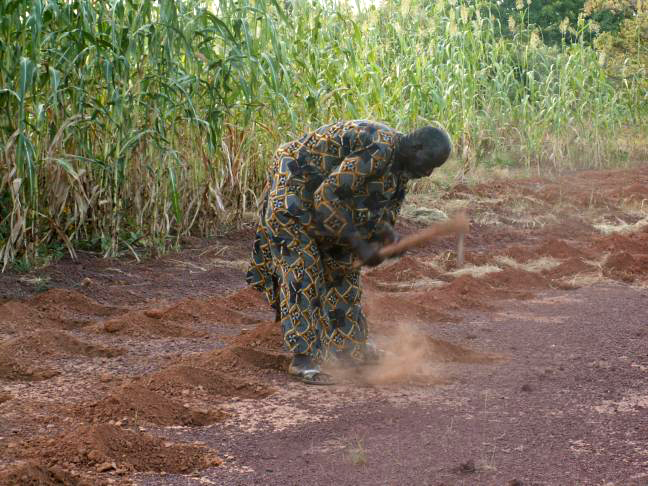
[1,0,646,267]
[491,0,588,45]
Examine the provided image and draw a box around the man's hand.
[374,223,406,259]
[375,223,400,246]
[355,241,384,268]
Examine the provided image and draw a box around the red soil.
[536,239,594,260]
[189,345,290,377]
[31,289,119,318]
[0,461,91,486]
[1,330,121,359]
[2,166,648,484]
[365,256,442,283]
[229,320,283,350]
[617,183,648,201]
[483,267,549,291]
[221,287,271,311]
[23,424,221,474]
[430,274,519,309]
[364,290,456,325]
[145,364,275,400]
[500,239,592,263]
[603,251,648,282]
[593,231,648,254]
[144,295,263,326]
[0,301,59,333]
[542,257,598,280]
[499,245,539,263]
[425,337,504,364]
[0,353,59,382]
[0,391,12,404]
[90,310,206,338]
[79,382,227,426]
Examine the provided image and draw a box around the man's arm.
[312,144,393,249]
[383,183,407,227]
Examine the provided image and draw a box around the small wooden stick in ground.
[457,231,465,268]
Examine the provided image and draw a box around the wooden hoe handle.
[378,211,470,260]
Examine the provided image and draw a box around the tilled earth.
[1,167,648,485]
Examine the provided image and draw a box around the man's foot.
[288,354,335,385]
[328,342,385,368]
[362,341,385,365]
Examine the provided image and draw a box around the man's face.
[403,150,440,179]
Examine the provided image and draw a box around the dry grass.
[446,264,502,278]
[369,278,447,292]
[344,439,367,466]
[493,256,562,273]
[593,217,648,235]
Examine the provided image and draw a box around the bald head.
[395,126,452,178]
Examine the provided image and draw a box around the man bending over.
[247,120,451,384]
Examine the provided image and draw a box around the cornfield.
[1,0,646,267]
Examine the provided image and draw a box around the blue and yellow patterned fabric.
[247,120,408,361]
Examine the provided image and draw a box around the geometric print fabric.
[247,120,407,361]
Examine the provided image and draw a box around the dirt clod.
[0,461,89,486]
[456,460,476,474]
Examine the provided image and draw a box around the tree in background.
[492,0,587,44]
[584,0,647,87]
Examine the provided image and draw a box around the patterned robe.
[246,120,408,361]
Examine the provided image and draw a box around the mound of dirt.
[0,290,123,334]
[431,275,514,309]
[221,287,269,311]
[483,267,549,291]
[619,183,648,201]
[542,258,598,280]
[31,424,221,474]
[499,245,540,263]
[0,391,12,404]
[90,310,205,338]
[0,353,59,382]
[0,461,90,486]
[1,330,121,359]
[463,252,492,267]
[190,345,290,378]
[146,364,274,399]
[79,383,226,426]
[593,231,648,254]
[0,301,58,333]
[31,289,120,318]
[229,320,283,350]
[536,239,593,260]
[603,252,648,282]
[365,256,441,283]
[142,294,264,327]
[364,291,455,325]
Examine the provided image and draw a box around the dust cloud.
[325,323,448,386]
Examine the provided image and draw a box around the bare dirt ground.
[1,166,648,485]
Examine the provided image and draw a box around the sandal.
[299,369,335,386]
[288,355,336,385]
